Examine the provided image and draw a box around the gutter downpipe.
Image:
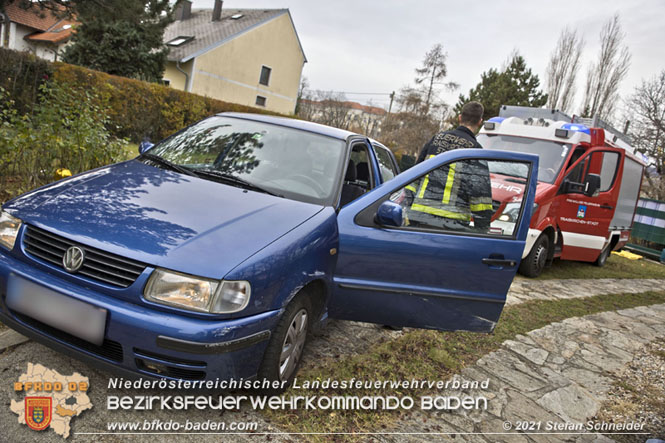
[175,60,190,92]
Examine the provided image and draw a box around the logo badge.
[25,397,52,431]
[577,204,587,219]
[63,246,85,272]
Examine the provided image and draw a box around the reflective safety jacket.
[416,125,481,162]
[406,126,493,231]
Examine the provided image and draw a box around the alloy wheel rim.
[279,308,308,381]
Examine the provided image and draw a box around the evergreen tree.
[61,0,177,82]
[455,54,547,119]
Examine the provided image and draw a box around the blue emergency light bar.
[561,123,590,134]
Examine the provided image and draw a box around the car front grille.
[23,225,146,288]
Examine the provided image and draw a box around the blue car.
[0,113,538,386]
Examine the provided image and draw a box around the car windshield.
[145,116,346,205]
[478,134,571,184]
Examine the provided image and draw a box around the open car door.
[329,149,538,332]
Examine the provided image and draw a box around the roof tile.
[164,8,288,62]
[3,1,66,31]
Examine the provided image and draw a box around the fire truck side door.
[558,148,623,262]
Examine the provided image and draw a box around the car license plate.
[6,275,107,346]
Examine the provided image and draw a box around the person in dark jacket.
[405,101,493,232]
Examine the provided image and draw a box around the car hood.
[5,160,324,278]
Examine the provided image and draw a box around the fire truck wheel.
[519,234,549,277]
[594,244,611,267]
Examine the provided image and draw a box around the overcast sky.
[192,0,665,116]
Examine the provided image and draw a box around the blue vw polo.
[0,113,538,386]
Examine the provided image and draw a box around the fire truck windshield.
[478,134,571,184]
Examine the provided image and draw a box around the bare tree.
[294,76,311,118]
[545,27,584,112]
[414,43,458,115]
[629,70,665,199]
[581,14,631,121]
[307,91,351,129]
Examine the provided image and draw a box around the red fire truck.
[479,105,646,277]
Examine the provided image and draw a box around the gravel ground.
[593,338,665,442]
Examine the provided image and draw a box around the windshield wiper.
[192,169,282,197]
[139,153,198,177]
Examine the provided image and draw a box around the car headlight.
[144,268,250,314]
[0,210,22,251]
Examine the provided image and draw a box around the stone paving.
[301,277,665,368]
[505,278,665,306]
[385,303,665,442]
[1,277,664,442]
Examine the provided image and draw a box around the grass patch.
[266,291,665,438]
[536,253,665,280]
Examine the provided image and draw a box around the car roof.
[219,112,358,141]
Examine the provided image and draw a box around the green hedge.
[0,48,52,115]
[0,48,281,143]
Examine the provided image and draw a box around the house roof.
[3,1,76,44]
[3,1,65,31]
[27,19,76,44]
[303,99,388,116]
[164,8,306,63]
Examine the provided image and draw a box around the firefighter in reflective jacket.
[404,101,493,232]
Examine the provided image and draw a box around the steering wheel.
[287,174,325,196]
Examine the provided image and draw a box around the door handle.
[600,204,614,209]
[482,258,517,267]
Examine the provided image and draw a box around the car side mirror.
[376,201,403,227]
[584,173,601,197]
[138,141,154,154]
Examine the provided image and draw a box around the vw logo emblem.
[63,246,85,273]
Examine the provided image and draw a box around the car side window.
[598,152,620,192]
[387,159,531,237]
[339,143,375,207]
[563,150,620,194]
[373,144,398,182]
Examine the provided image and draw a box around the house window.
[167,36,194,46]
[259,66,271,86]
[255,96,267,107]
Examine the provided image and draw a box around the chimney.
[212,0,223,21]
[175,0,192,21]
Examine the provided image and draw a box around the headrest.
[356,162,369,181]
[345,160,357,181]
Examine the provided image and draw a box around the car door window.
[373,144,398,182]
[340,143,375,207]
[598,152,620,192]
[387,159,531,237]
[563,150,620,194]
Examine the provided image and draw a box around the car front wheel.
[258,294,311,389]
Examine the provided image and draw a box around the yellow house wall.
[190,13,305,115]
[163,60,194,91]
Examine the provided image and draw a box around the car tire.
[257,293,312,391]
[595,243,611,267]
[519,234,549,278]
